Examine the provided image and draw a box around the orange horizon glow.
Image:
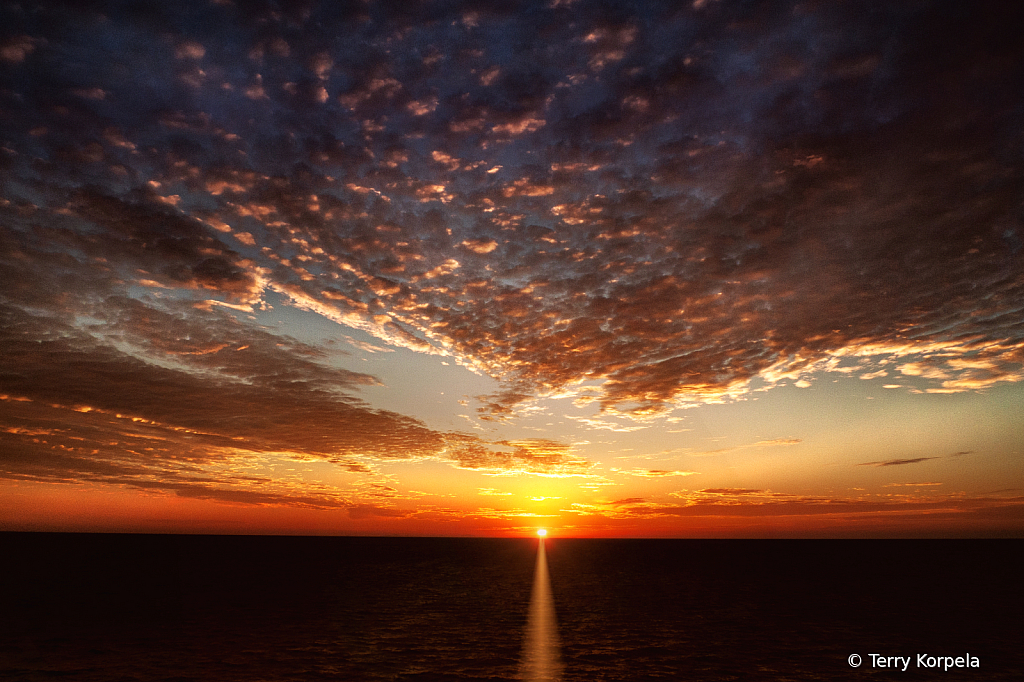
[2,476,1023,538]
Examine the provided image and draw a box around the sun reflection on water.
[519,536,562,681]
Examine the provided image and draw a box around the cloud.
[347,505,412,520]
[0,302,439,459]
[859,449,977,468]
[619,469,699,478]
[460,239,499,254]
[0,298,588,505]
[478,488,512,496]
[342,336,395,354]
[857,458,939,467]
[689,437,801,456]
[753,438,802,447]
[1,35,36,63]
[566,415,648,432]
[575,491,1024,525]
[443,435,591,476]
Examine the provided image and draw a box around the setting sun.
[537,529,547,537]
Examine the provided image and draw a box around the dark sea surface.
[1,534,1021,681]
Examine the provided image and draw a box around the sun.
[536,528,547,537]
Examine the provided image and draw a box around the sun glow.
[537,528,547,537]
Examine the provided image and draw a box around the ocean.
[1,534,1020,681]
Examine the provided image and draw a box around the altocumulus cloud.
[1,0,1023,502]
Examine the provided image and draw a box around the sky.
[1,0,1022,537]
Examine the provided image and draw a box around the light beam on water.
[519,538,562,681]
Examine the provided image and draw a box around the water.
[1,534,1021,681]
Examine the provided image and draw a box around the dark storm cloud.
[2,0,1023,453]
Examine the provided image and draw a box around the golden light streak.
[519,538,562,681]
